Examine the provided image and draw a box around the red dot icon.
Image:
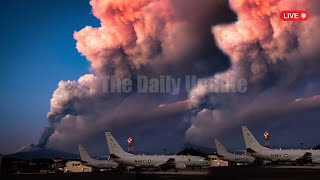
[301,12,308,19]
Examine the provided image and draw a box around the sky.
[0,0,99,153]
[1,0,320,155]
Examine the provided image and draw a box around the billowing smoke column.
[186,0,320,144]
[39,0,236,150]
[38,0,320,151]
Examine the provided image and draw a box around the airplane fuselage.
[219,153,255,163]
[242,126,320,165]
[83,159,118,169]
[113,154,208,168]
[250,149,320,163]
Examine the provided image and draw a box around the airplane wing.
[154,158,175,167]
[295,152,312,164]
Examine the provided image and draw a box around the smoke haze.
[39,0,320,151]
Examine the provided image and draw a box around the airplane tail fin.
[105,132,132,157]
[78,145,95,162]
[242,126,268,152]
[214,139,229,156]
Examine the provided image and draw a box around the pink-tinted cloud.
[41,0,236,151]
[187,0,320,144]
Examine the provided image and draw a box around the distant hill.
[183,143,216,154]
[176,143,217,157]
[134,143,216,156]
[4,148,79,160]
[4,142,217,160]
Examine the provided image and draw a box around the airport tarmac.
[9,166,320,179]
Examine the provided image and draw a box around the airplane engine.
[175,163,187,169]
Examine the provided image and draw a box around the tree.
[177,148,208,158]
[314,145,320,150]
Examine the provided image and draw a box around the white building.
[207,155,229,167]
[64,161,92,173]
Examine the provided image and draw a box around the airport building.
[1,157,99,175]
[207,155,228,167]
[64,161,92,173]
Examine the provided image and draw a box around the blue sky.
[0,0,98,153]
[1,0,319,155]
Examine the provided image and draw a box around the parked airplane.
[215,139,255,163]
[242,126,320,165]
[78,145,119,169]
[105,132,209,170]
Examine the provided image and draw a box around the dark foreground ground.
[6,166,320,180]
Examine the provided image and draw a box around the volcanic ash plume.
[186,0,320,144]
[39,0,320,150]
[40,0,236,150]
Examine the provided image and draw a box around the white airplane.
[78,145,119,169]
[214,139,255,163]
[105,132,209,170]
[242,126,320,165]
